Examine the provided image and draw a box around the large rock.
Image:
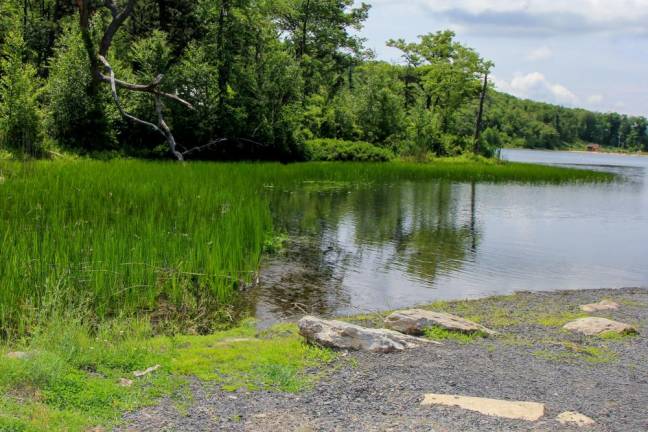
[580,300,619,313]
[563,317,638,336]
[298,316,436,353]
[420,394,545,421]
[384,309,497,336]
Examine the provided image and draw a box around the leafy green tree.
[45,20,119,151]
[0,30,43,156]
[354,62,406,145]
[278,0,371,98]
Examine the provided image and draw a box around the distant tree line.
[0,0,646,160]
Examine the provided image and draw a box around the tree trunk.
[217,0,231,110]
[298,0,311,59]
[473,72,489,154]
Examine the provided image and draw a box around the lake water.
[251,150,648,322]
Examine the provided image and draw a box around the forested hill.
[1,0,646,160]
[484,91,648,151]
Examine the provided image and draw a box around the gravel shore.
[120,288,648,432]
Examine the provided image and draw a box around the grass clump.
[423,326,488,344]
[0,318,335,431]
[599,331,638,340]
[533,341,617,364]
[0,318,178,431]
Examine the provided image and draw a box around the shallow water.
[251,150,648,323]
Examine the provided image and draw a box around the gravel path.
[120,288,648,432]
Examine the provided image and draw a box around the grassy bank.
[0,318,335,431]
[0,159,614,339]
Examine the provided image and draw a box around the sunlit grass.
[0,318,335,431]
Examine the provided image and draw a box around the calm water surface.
[251,150,648,322]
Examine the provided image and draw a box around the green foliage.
[353,63,406,144]
[0,31,43,157]
[483,92,648,151]
[4,0,646,157]
[305,139,393,161]
[45,21,118,151]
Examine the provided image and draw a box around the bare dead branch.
[77,0,197,160]
[99,0,135,57]
[181,139,229,157]
[99,55,186,160]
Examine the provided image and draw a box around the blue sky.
[359,0,648,117]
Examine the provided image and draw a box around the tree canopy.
[0,0,646,160]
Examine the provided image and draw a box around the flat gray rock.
[563,317,638,336]
[580,300,620,313]
[384,309,497,336]
[298,316,437,353]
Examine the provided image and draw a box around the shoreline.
[503,147,648,157]
[3,287,647,431]
[121,287,648,432]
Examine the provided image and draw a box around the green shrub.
[305,138,393,162]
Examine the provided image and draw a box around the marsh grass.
[0,160,612,338]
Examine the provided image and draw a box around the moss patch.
[533,312,589,327]
[423,326,488,344]
[158,320,336,393]
[533,341,617,364]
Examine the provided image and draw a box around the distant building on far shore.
[587,144,601,152]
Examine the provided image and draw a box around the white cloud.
[372,0,648,36]
[493,72,579,106]
[587,94,604,104]
[526,46,553,61]
[409,0,648,21]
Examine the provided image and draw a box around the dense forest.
[0,0,647,161]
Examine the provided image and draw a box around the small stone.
[557,411,596,427]
[6,351,29,360]
[384,309,497,336]
[119,378,134,387]
[580,300,620,313]
[133,364,161,378]
[563,317,638,336]
[420,394,545,421]
[298,316,437,353]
